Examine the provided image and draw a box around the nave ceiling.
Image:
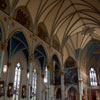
[1,0,100,66]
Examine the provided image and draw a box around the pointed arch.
[56,88,61,99]
[7,31,30,63]
[34,44,48,69]
[52,54,61,85]
[64,56,76,68]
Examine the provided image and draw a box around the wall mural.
[64,57,78,85]
[16,9,30,29]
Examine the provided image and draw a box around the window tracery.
[90,68,97,86]
[13,62,21,100]
[44,67,48,83]
[32,69,37,100]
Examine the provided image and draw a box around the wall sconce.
[0,81,5,97]
[27,72,29,79]
[7,83,13,97]
[27,69,29,79]
[3,65,7,73]
[22,85,26,98]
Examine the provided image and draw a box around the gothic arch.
[34,44,48,70]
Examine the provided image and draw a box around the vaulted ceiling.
[4,0,100,61]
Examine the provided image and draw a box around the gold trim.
[78,79,83,83]
[60,71,64,76]
[29,56,33,63]
[1,43,7,51]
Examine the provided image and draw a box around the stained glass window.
[32,69,37,100]
[90,68,97,86]
[44,67,48,83]
[13,63,21,100]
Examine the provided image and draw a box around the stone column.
[61,70,65,100]
[27,56,33,100]
[0,43,7,77]
[47,65,51,100]
[78,67,83,100]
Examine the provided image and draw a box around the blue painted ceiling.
[52,54,60,65]
[34,45,47,68]
[7,31,29,62]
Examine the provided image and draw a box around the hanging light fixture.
[3,65,7,73]
[81,26,96,35]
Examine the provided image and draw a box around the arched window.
[13,62,21,100]
[90,68,97,86]
[32,69,37,100]
[44,67,48,83]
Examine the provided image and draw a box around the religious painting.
[13,7,33,31]
[64,56,78,85]
[64,68,78,85]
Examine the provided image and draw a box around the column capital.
[1,43,7,51]
[60,71,64,76]
[78,79,83,83]
[29,56,33,63]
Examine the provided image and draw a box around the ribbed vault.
[7,0,100,60]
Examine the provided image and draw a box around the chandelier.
[81,26,96,35]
